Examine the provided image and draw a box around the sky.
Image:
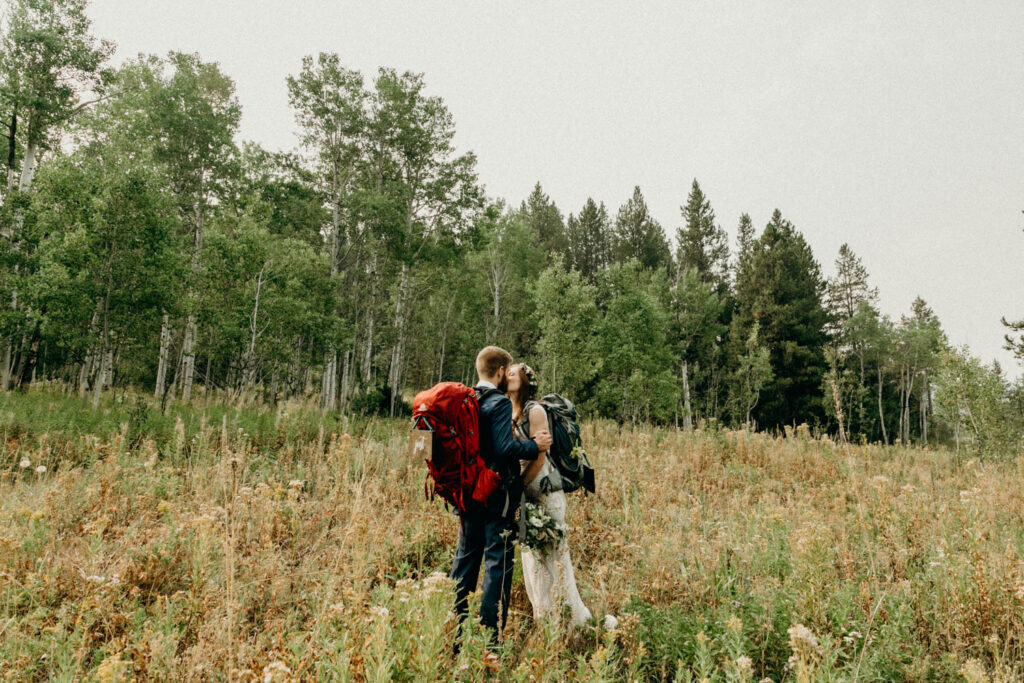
[87,0,1024,376]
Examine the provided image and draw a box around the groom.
[451,346,552,643]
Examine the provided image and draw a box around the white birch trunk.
[877,366,888,445]
[321,192,343,410]
[487,238,503,343]
[90,347,109,411]
[437,298,454,383]
[242,263,266,394]
[322,350,337,410]
[180,315,197,402]
[681,359,693,431]
[0,341,11,392]
[78,306,101,398]
[90,328,112,411]
[920,370,930,446]
[180,203,205,403]
[17,141,38,192]
[361,251,377,386]
[388,263,410,417]
[155,313,171,398]
[339,348,352,413]
[903,367,916,445]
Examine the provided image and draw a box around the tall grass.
[1,387,1022,681]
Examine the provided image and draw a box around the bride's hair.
[509,363,538,406]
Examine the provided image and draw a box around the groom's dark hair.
[476,346,512,379]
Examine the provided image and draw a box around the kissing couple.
[450,345,617,651]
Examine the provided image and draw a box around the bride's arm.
[521,405,549,484]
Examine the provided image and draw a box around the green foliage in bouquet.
[522,501,567,554]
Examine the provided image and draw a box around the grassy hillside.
[1,388,1022,681]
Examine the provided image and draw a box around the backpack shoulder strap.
[519,399,552,438]
[474,386,501,404]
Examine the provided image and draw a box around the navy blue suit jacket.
[476,385,538,512]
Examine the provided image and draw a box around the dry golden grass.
[2,391,1024,681]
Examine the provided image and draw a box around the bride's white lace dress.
[520,458,594,625]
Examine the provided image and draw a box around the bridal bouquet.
[522,501,567,554]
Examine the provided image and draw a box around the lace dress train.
[521,460,594,625]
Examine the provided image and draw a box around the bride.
[506,363,616,629]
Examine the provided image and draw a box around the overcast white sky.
[88,0,1024,375]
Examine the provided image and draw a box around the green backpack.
[528,394,595,494]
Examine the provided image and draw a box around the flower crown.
[519,364,539,391]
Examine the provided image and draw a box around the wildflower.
[696,630,708,645]
[424,571,449,586]
[369,605,389,618]
[787,623,818,650]
[288,480,304,489]
[262,660,291,683]
[19,458,30,469]
[35,465,46,474]
[959,658,989,683]
[96,653,128,683]
[726,615,743,632]
[736,655,753,672]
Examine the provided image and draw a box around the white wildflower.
[262,660,291,683]
[19,458,30,469]
[288,480,304,489]
[736,655,753,672]
[788,623,818,650]
[35,465,46,474]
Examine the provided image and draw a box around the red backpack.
[411,382,502,512]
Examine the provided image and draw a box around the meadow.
[1,387,1023,682]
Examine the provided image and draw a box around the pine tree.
[677,179,729,294]
[734,213,756,284]
[733,209,829,428]
[1003,316,1024,363]
[824,244,879,436]
[825,244,878,336]
[567,197,611,280]
[612,186,670,271]
[519,182,567,260]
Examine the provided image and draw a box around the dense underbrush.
[1,388,1022,681]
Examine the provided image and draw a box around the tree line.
[1,0,1022,453]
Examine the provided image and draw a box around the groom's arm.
[486,396,540,464]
